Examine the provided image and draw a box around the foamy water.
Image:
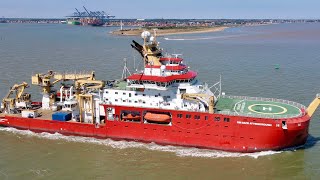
[0,127,282,159]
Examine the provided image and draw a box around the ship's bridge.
[126,70,197,90]
[159,57,183,64]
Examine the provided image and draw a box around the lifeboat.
[122,113,141,121]
[144,112,171,123]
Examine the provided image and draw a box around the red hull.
[0,105,310,152]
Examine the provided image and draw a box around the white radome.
[141,31,151,40]
[149,36,155,42]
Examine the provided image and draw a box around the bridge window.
[177,114,183,118]
[115,92,118,94]
[115,99,118,102]
[214,117,220,121]
[186,114,191,119]
[205,116,208,120]
[194,115,200,120]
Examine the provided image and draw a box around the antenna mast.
[122,58,131,80]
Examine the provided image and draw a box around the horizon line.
[1,17,320,20]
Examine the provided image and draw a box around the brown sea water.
[0,23,320,179]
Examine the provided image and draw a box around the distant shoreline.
[111,26,228,36]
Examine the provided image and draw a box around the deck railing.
[217,95,307,119]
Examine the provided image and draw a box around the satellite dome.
[141,31,151,40]
[160,65,166,70]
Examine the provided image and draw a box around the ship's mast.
[121,58,131,80]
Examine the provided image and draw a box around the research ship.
[1,31,319,152]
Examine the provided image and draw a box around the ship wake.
[1,127,282,159]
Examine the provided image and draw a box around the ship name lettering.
[237,121,272,127]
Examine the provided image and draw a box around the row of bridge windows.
[127,77,195,87]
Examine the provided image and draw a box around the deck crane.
[75,79,105,94]
[31,70,95,109]
[307,94,320,117]
[181,93,215,114]
[74,79,106,123]
[1,82,31,113]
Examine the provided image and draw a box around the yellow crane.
[2,82,31,113]
[74,79,106,123]
[131,31,163,67]
[75,79,106,94]
[31,70,96,109]
[32,70,96,94]
[307,94,320,117]
[181,93,215,114]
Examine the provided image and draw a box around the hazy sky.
[1,0,319,19]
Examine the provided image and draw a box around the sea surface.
[0,23,320,179]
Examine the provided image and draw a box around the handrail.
[218,95,307,119]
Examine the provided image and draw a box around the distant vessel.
[1,31,319,152]
[0,17,7,23]
[67,19,81,25]
[66,6,115,26]
[80,18,104,27]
